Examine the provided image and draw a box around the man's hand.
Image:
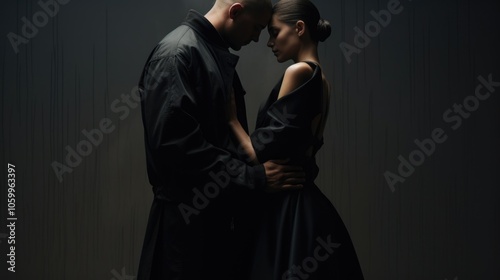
[263,160,305,193]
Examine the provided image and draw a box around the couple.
[137,0,364,279]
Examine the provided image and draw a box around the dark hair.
[273,0,331,42]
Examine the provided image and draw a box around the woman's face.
[267,15,300,63]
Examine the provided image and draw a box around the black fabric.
[137,10,266,280]
[248,62,365,280]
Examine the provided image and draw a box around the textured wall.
[0,0,499,279]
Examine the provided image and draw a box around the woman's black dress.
[247,62,364,280]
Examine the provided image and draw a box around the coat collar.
[182,10,239,69]
[182,10,242,101]
[183,10,231,51]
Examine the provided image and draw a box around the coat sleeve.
[139,53,266,191]
[250,87,318,163]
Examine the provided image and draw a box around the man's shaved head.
[214,0,272,12]
[207,0,272,50]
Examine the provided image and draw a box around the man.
[137,0,304,279]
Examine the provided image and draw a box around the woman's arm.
[228,89,259,165]
[229,62,314,165]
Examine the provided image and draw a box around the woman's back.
[251,61,326,180]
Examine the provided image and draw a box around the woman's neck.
[293,43,320,64]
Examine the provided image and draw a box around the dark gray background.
[1,0,499,279]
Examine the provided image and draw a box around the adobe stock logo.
[110,267,135,280]
[178,105,298,225]
[7,0,71,54]
[385,74,499,192]
[339,0,410,64]
[282,235,340,280]
[51,66,169,182]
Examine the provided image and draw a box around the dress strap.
[301,60,320,70]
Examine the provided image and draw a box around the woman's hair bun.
[316,18,332,42]
[273,0,331,42]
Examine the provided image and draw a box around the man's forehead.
[254,10,272,26]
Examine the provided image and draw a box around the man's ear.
[229,3,244,20]
[295,20,305,36]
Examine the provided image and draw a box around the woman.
[229,0,365,279]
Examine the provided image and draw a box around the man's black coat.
[137,10,266,280]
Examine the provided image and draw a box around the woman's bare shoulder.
[278,62,315,99]
[284,62,315,81]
